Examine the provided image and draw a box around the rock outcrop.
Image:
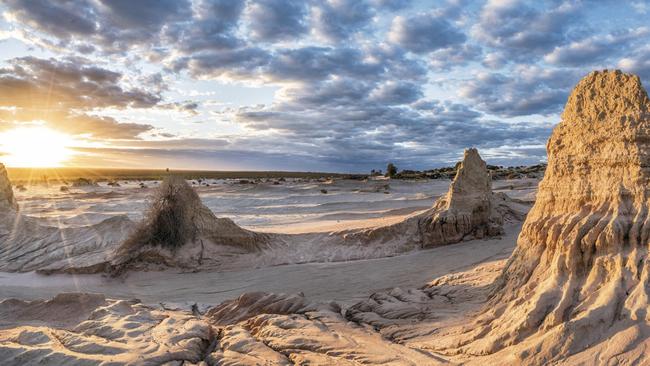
[417,148,504,247]
[345,148,509,249]
[0,163,17,210]
[438,70,650,363]
[110,176,270,274]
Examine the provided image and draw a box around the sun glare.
[0,127,75,167]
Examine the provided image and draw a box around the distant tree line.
[370,162,547,180]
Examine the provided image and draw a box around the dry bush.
[115,176,201,257]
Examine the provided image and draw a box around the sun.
[0,127,75,167]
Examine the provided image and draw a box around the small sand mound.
[111,175,269,273]
[0,293,107,330]
[206,292,334,326]
[440,70,650,363]
[0,163,17,211]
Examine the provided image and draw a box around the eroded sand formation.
[0,163,17,210]
[0,293,213,365]
[344,148,514,249]
[345,70,650,364]
[417,148,506,246]
[0,164,132,273]
[437,69,650,363]
[110,176,270,274]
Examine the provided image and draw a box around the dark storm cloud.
[388,12,466,53]
[246,0,308,42]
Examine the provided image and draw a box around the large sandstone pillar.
[451,70,650,363]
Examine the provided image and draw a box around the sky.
[0,0,648,172]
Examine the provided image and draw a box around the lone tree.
[385,163,397,177]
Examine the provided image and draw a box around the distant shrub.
[385,163,397,177]
[72,178,97,187]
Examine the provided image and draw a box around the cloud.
[618,47,650,80]
[0,57,162,140]
[430,44,482,70]
[268,47,385,82]
[162,0,244,54]
[3,0,193,53]
[371,0,413,11]
[544,27,650,66]
[231,76,553,170]
[10,0,649,171]
[472,0,582,61]
[459,67,581,117]
[98,0,191,30]
[176,47,271,80]
[370,81,423,104]
[58,114,154,140]
[3,0,97,40]
[631,1,648,14]
[311,0,374,42]
[158,101,200,115]
[0,57,161,110]
[246,0,308,42]
[388,12,466,53]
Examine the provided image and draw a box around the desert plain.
[1,70,650,365]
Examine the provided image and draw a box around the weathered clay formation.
[0,163,17,210]
[346,148,507,248]
[440,70,650,363]
[110,175,270,274]
[417,148,504,247]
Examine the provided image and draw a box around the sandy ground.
[13,178,536,233]
[0,178,537,365]
[0,222,519,307]
[0,178,534,306]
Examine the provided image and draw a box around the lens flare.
[0,127,75,167]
